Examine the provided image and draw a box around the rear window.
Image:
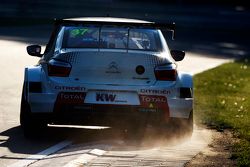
[63,27,99,48]
[62,26,161,51]
[129,29,157,51]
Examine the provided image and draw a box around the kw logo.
[96,93,116,102]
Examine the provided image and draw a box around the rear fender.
[24,66,42,102]
[177,72,193,88]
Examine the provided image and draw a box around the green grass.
[194,58,250,167]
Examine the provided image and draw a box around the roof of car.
[62,17,153,24]
[56,17,175,39]
[57,17,174,28]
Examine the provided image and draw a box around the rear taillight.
[154,65,177,81]
[48,59,71,77]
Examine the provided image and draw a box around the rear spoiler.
[55,18,176,40]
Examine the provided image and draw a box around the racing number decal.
[70,28,89,38]
[96,93,116,102]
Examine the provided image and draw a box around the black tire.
[187,110,194,134]
[160,111,193,139]
[20,85,47,138]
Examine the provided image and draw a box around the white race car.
[20,17,193,137]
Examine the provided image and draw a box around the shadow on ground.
[0,124,192,156]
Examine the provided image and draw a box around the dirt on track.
[185,129,237,167]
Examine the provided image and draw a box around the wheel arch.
[23,66,43,101]
[25,66,42,82]
[177,72,193,88]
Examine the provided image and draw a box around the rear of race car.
[20,18,193,137]
[23,51,193,130]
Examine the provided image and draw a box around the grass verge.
[194,58,250,167]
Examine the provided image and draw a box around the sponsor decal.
[132,77,149,80]
[149,103,154,108]
[95,93,127,103]
[56,92,86,104]
[60,93,84,100]
[96,93,116,102]
[105,61,121,74]
[139,95,169,117]
[55,86,85,91]
[140,96,167,103]
[138,108,157,112]
[140,89,171,95]
[54,92,86,112]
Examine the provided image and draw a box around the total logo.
[141,95,167,103]
[56,92,86,104]
[60,93,84,100]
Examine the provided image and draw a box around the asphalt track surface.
[0,25,246,167]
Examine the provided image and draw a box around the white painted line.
[48,124,110,129]
[64,154,97,167]
[8,140,72,167]
[0,141,5,145]
[63,149,107,167]
[89,149,107,156]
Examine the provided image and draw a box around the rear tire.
[161,111,193,139]
[20,86,47,139]
[187,110,194,133]
[173,110,193,138]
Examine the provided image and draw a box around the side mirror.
[170,50,185,61]
[27,45,42,57]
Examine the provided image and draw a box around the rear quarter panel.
[177,72,193,88]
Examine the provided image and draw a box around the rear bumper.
[28,92,193,124]
[48,105,167,126]
[168,98,193,118]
